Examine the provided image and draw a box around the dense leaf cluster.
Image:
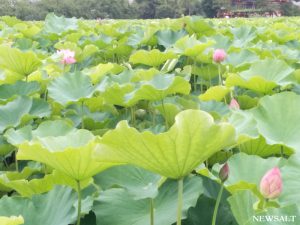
[0,14,299,225]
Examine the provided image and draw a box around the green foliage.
[0,13,299,225]
[95,110,235,179]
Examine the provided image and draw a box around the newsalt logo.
[253,215,297,223]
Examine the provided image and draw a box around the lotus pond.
[0,13,300,225]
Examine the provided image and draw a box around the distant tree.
[0,0,16,16]
[133,0,156,19]
[201,0,218,17]
[281,1,300,16]
[156,3,176,18]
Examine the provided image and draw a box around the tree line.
[0,0,298,20]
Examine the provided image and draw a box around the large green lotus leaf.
[129,49,177,67]
[131,68,160,82]
[0,186,80,225]
[5,119,75,146]
[228,190,256,225]
[127,27,145,47]
[99,83,134,107]
[0,135,14,156]
[155,29,187,48]
[231,26,257,47]
[95,110,235,179]
[192,64,218,80]
[0,81,40,100]
[153,96,195,126]
[13,38,33,51]
[4,125,32,146]
[28,98,51,117]
[124,74,191,107]
[94,165,161,200]
[212,34,232,50]
[104,42,133,59]
[226,59,295,93]
[62,104,112,130]
[228,110,259,144]
[93,176,203,225]
[214,153,281,198]
[182,194,237,225]
[184,17,215,37]
[126,26,157,47]
[5,170,91,197]
[43,13,78,35]
[199,86,230,102]
[0,167,40,192]
[279,153,300,207]
[104,70,133,85]
[240,59,295,84]
[77,44,99,62]
[0,69,23,85]
[1,16,22,26]
[224,49,259,68]
[48,72,95,105]
[95,71,133,101]
[17,130,115,181]
[32,119,75,138]
[155,102,181,126]
[199,100,229,117]
[0,96,50,133]
[236,95,258,110]
[183,175,238,225]
[239,136,293,158]
[228,190,300,225]
[226,73,278,94]
[0,46,41,77]
[83,63,114,84]
[20,25,40,38]
[251,92,300,151]
[0,216,24,225]
[173,35,214,57]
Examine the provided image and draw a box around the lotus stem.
[81,101,84,129]
[44,89,48,101]
[177,178,184,225]
[152,108,156,127]
[150,198,154,225]
[161,99,168,129]
[262,198,269,210]
[130,106,136,126]
[212,183,224,225]
[194,75,197,92]
[218,64,223,86]
[76,180,82,225]
[15,152,19,172]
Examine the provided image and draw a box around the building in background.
[216,0,290,17]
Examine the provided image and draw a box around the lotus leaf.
[95,110,235,179]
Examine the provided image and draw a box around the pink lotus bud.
[260,167,282,199]
[229,98,240,110]
[219,163,229,182]
[213,49,226,63]
[57,49,76,65]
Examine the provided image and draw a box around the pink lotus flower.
[219,163,229,182]
[213,49,226,63]
[57,49,76,65]
[229,98,240,110]
[260,167,282,199]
